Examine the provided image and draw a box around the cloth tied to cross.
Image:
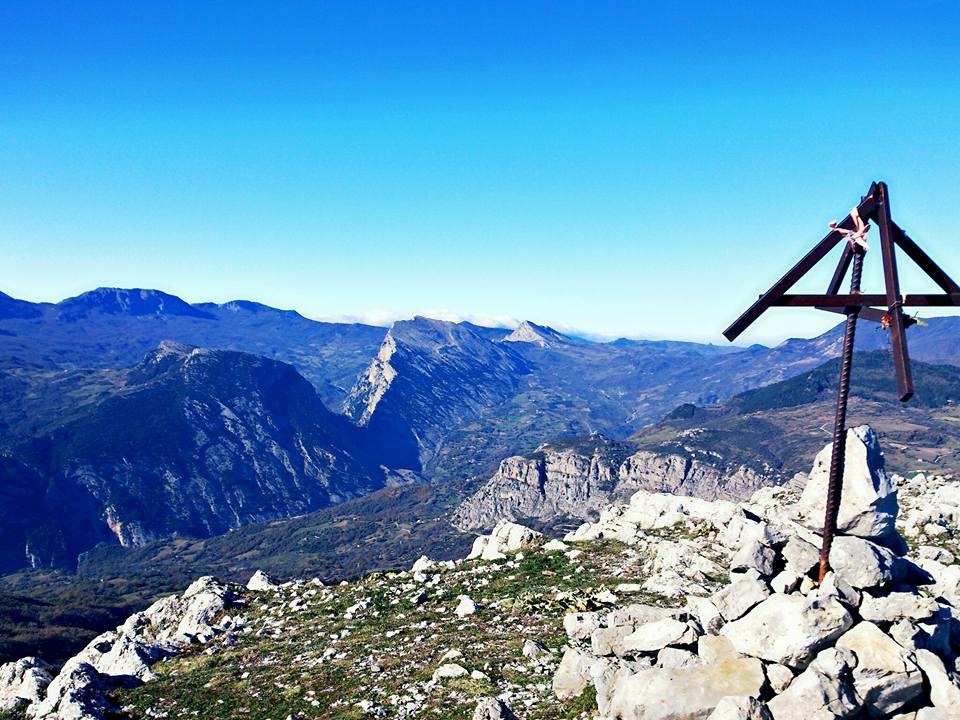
[829,206,870,251]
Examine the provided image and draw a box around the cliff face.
[452,437,772,531]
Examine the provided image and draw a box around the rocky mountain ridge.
[4,427,960,719]
[0,342,388,573]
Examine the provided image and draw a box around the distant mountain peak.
[501,321,570,348]
[56,288,214,321]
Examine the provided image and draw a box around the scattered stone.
[552,648,595,700]
[245,570,279,592]
[431,663,468,683]
[473,696,517,720]
[766,647,858,720]
[828,535,899,590]
[467,521,542,561]
[455,595,477,617]
[782,535,820,577]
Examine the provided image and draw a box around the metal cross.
[724,182,960,582]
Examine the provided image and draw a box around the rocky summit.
[3,425,960,720]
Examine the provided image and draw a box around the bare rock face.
[453,439,772,532]
[0,657,52,711]
[452,445,620,531]
[795,425,898,542]
[27,577,238,719]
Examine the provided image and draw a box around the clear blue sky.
[1,2,959,344]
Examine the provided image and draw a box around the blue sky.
[1,2,959,344]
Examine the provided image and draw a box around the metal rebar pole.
[818,244,864,582]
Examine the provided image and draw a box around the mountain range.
[3,286,960,664]
[4,287,960,573]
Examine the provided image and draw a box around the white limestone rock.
[0,658,52,711]
[564,611,600,640]
[730,540,777,577]
[620,618,697,655]
[828,535,899,590]
[782,535,820,577]
[708,696,772,720]
[467,520,542,561]
[455,595,477,617]
[766,647,859,720]
[859,591,939,624]
[245,569,279,592]
[721,594,853,669]
[913,649,960,710]
[687,596,724,635]
[473,696,517,720]
[553,648,596,700]
[836,621,924,716]
[795,426,899,542]
[604,656,765,720]
[712,576,771,622]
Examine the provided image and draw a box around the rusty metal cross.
[724,182,960,582]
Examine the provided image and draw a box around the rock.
[29,577,236,718]
[829,536,899,590]
[411,555,436,573]
[564,611,600,640]
[455,595,477,617]
[431,663,468,682]
[889,617,953,658]
[765,663,794,694]
[656,647,700,669]
[721,594,853,669]
[26,661,117,720]
[473,697,517,720]
[770,570,802,595]
[859,591,939,623]
[836,621,923,716]
[605,656,765,720]
[543,539,570,552]
[0,657,52,711]
[817,572,861,609]
[467,520,542,560]
[766,647,858,720]
[591,604,676,657]
[708,696,773,720]
[913,649,960,709]
[521,639,550,660]
[621,618,697,654]
[783,536,820,577]
[713,576,771,622]
[698,635,741,664]
[731,540,777,577]
[795,426,898,542]
[245,569,279,592]
[553,648,596,700]
[687,596,725,634]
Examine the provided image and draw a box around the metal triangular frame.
[724,181,960,402]
[723,181,960,582]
